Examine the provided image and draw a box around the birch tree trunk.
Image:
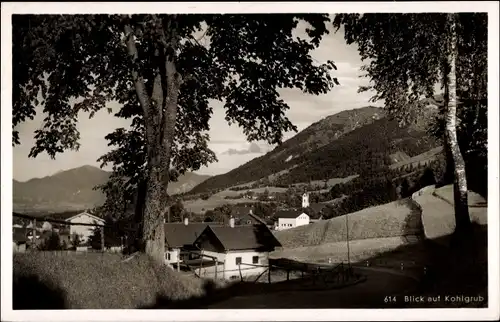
[444,13,471,238]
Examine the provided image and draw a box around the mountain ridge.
[13,165,211,213]
[190,104,439,194]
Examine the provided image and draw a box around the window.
[166,253,171,261]
[235,257,242,265]
[252,256,259,264]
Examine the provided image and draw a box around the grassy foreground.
[13,252,213,309]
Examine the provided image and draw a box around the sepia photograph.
[1,2,499,321]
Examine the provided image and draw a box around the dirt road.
[207,267,418,309]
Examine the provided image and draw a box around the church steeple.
[302,192,309,208]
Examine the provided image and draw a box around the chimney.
[184,217,189,226]
[229,216,235,228]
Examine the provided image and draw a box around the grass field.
[274,198,421,249]
[389,146,443,170]
[183,195,259,213]
[291,175,359,189]
[414,185,488,245]
[271,236,415,265]
[13,252,212,309]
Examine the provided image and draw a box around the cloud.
[222,142,262,155]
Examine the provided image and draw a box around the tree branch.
[124,24,152,123]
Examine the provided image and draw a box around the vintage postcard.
[1,1,498,321]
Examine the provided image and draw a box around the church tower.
[302,192,310,208]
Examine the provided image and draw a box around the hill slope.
[13,166,210,213]
[191,106,438,193]
[274,198,422,249]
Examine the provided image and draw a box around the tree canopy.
[333,13,486,129]
[13,14,337,208]
[13,14,338,260]
[333,13,488,238]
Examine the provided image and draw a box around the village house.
[230,205,270,226]
[275,210,310,231]
[230,205,255,225]
[62,211,105,244]
[164,218,223,269]
[273,192,312,230]
[191,219,282,280]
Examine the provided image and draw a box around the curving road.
[207,267,419,309]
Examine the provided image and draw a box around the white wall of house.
[68,213,105,243]
[296,213,310,227]
[165,248,181,265]
[276,213,309,231]
[277,217,296,230]
[192,249,270,280]
[224,250,269,280]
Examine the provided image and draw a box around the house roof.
[230,205,255,217]
[199,224,282,251]
[164,222,223,248]
[234,211,267,226]
[275,209,304,219]
[65,212,105,223]
[248,212,267,225]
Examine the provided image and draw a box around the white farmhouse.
[65,211,105,243]
[191,220,282,280]
[164,218,223,268]
[275,210,310,231]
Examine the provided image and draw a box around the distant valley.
[13,104,441,214]
[13,166,210,213]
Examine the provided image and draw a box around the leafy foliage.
[13,14,338,226]
[38,231,62,251]
[168,199,185,223]
[333,13,487,196]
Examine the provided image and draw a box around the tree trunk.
[142,165,167,263]
[444,13,471,239]
[124,19,181,264]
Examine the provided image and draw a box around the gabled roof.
[234,212,267,226]
[230,205,255,217]
[65,212,105,223]
[275,209,304,219]
[196,224,282,252]
[247,212,267,225]
[164,222,223,248]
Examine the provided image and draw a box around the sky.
[12,20,382,182]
